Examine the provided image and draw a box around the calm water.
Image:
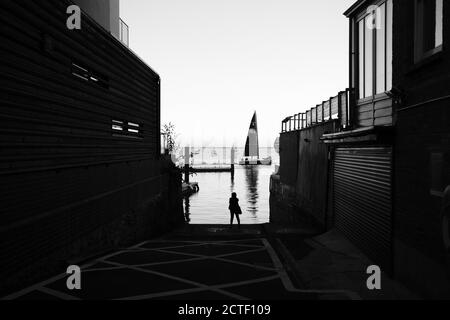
[184,166,277,225]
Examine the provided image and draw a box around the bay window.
[357,0,393,99]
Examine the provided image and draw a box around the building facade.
[325,0,396,277]
[341,0,450,298]
[273,0,450,297]
[73,0,120,38]
[390,0,449,297]
[0,0,183,294]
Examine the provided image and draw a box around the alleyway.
[3,225,356,301]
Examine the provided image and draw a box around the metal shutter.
[334,147,393,271]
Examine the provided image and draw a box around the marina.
[190,165,233,173]
[179,115,280,224]
[183,165,278,225]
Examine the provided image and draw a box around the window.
[72,61,109,89]
[357,0,393,99]
[112,120,142,138]
[415,0,443,62]
[127,122,140,134]
[112,120,124,131]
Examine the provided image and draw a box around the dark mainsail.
[244,112,260,158]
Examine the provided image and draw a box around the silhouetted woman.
[229,192,241,228]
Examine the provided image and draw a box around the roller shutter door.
[334,147,393,271]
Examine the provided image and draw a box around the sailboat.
[239,112,272,166]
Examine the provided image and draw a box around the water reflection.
[183,166,274,224]
[230,169,235,192]
[245,167,259,215]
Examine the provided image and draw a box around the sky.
[120,0,356,148]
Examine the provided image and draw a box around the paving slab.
[2,224,362,300]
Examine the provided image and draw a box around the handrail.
[119,18,129,47]
[281,89,351,133]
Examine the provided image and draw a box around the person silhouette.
[229,192,241,229]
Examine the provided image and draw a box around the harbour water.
[184,165,278,225]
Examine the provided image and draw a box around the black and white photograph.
[1,0,450,309]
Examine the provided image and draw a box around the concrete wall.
[271,121,338,229]
[296,122,337,228]
[109,0,120,39]
[73,0,120,38]
[391,0,450,298]
[279,131,299,187]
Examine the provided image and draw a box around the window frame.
[354,0,393,101]
[414,0,444,63]
[112,119,144,139]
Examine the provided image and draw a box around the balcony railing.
[119,18,129,47]
[281,89,351,133]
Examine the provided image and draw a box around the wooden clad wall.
[353,96,393,127]
[391,0,450,297]
[0,0,162,281]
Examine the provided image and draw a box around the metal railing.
[281,89,351,133]
[119,18,129,47]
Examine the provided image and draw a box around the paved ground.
[272,228,419,300]
[3,225,357,301]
